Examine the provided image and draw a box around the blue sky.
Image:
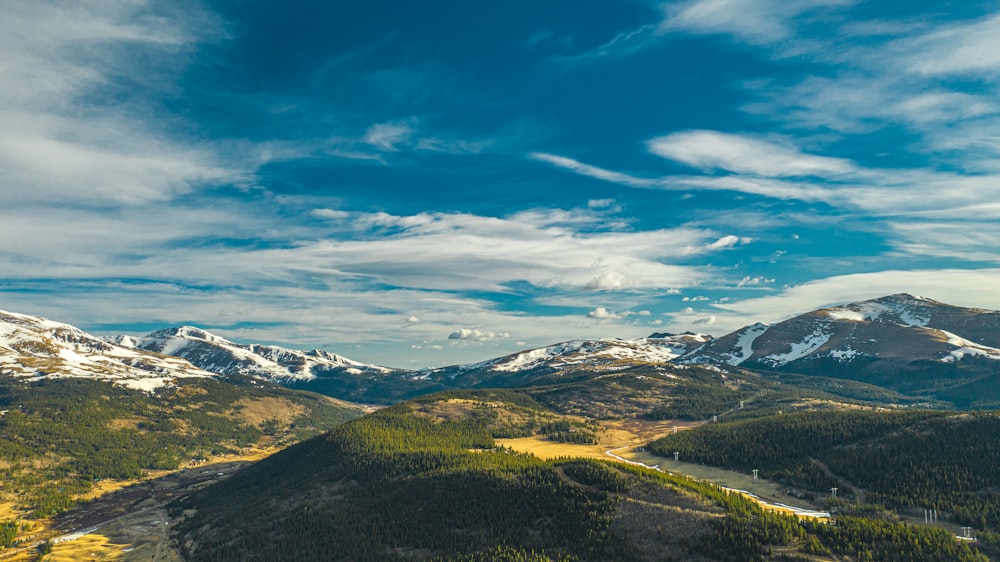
[3,0,1000,368]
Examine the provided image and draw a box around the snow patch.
[829,347,860,361]
[726,323,769,366]
[938,330,1000,363]
[762,329,832,367]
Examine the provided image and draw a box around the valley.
[4,295,1000,560]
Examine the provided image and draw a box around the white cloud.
[587,307,620,319]
[714,269,1000,324]
[448,328,509,341]
[691,315,718,325]
[707,234,753,249]
[588,198,617,209]
[647,130,855,177]
[587,307,651,320]
[662,0,850,45]
[0,1,243,207]
[737,276,775,287]
[683,296,710,302]
[893,13,1000,77]
[312,208,351,220]
[363,121,414,151]
[531,152,659,188]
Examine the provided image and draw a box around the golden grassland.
[496,418,829,520]
[228,397,305,428]
[0,444,285,559]
[45,533,128,561]
[495,418,698,461]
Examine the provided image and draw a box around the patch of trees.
[171,393,986,561]
[649,409,1000,529]
[645,382,750,421]
[0,377,357,517]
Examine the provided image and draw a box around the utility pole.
[752,469,758,482]
[712,415,717,423]
[739,400,744,409]
[961,527,973,539]
[674,451,679,462]
[830,487,838,498]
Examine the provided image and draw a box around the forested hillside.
[171,391,984,561]
[0,377,362,518]
[649,410,1000,529]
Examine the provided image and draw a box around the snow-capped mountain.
[109,326,395,384]
[678,294,1000,403]
[422,333,713,387]
[0,310,215,391]
[682,294,1000,368]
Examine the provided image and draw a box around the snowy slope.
[679,294,1000,370]
[0,310,215,391]
[109,326,396,384]
[422,333,713,384]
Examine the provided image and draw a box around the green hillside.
[649,410,1000,529]
[170,391,984,561]
[0,377,363,519]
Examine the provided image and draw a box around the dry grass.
[106,418,142,431]
[496,418,686,460]
[46,533,128,561]
[497,418,827,520]
[412,398,480,422]
[228,396,305,427]
[622,450,824,518]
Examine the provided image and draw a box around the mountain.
[679,294,1000,407]
[109,326,394,382]
[1,309,215,391]
[0,308,365,524]
[170,390,986,562]
[109,326,441,404]
[109,327,717,404]
[421,333,713,388]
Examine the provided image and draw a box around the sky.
[3,0,1000,368]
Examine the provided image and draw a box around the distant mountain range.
[3,293,1000,407]
[679,294,1000,406]
[0,309,215,391]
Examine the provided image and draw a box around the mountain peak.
[146,326,234,345]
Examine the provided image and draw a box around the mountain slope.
[421,333,712,389]
[0,309,366,523]
[170,391,985,562]
[110,326,441,404]
[1,310,215,391]
[680,294,1000,406]
[110,326,393,382]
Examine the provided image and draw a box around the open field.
[620,449,824,516]
[0,445,284,560]
[46,533,129,562]
[497,418,828,520]
[495,418,697,461]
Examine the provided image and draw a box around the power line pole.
[752,469,758,482]
[830,487,838,498]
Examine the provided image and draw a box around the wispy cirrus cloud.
[892,13,1000,77]
[646,130,855,177]
[0,0,244,206]
[662,0,852,45]
[535,130,1000,218]
[714,269,1000,321]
